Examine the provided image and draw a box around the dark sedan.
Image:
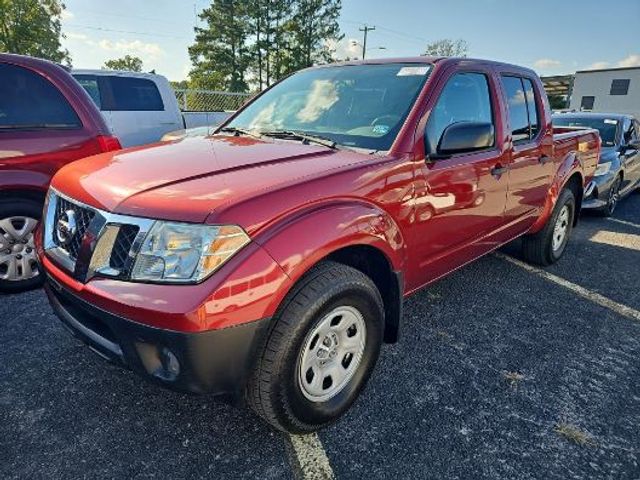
[553,112,640,215]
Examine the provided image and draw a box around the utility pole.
[359,25,375,60]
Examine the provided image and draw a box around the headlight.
[594,161,611,177]
[131,222,250,283]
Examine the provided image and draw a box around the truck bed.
[552,126,601,183]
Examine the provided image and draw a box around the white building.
[569,66,640,119]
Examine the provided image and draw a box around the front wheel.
[600,175,622,217]
[0,199,43,293]
[246,262,384,433]
[521,188,576,266]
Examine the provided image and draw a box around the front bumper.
[45,276,270,398]
[582,171,618,210]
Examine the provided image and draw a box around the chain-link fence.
[173,89,253,112]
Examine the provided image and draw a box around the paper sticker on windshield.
[604,119,618,125]
[372,124,390,135]
[397,66,429,76]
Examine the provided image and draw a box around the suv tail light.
[96,135,122,152]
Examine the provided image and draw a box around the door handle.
[539,155,551,165]
[491,164,508,176]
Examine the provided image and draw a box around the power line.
[70,24,190,40]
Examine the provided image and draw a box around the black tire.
[246,261,384,433]
[521,188,576,266]
[599,175,622,217]
[0,199,44,293]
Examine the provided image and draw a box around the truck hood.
[51,134,371,225]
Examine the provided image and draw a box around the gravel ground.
[1,194,639,479]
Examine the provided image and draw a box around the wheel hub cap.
[552,206,570,252]
[298,306,367,402]
[0,217,39,282]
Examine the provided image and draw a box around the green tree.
[286,0,342,73]
[189,0,251,92]
[423,38,469,57]
[103,55,143,72]
[0,0,70,64]
[170,80,190,90]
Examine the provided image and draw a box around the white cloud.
[587,61,610,70]
[533,58,561,69]
[618,54,640,68]
[61,9,74,20]
[65,32,88,41]
[97,39,164,60]
[326,37,362,61]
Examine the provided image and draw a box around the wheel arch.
[257,202,407,344]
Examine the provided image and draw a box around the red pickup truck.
[39,57,599,433]
[0,53,121,292]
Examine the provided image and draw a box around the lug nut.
[16,254,22,260]
[26,248,32,253]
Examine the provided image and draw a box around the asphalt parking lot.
[2,194,639,480]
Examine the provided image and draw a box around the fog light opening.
[160,347,181,378]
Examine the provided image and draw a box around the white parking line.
[606,217,640,229]
[495,252,640,323]
[287,433,335,480]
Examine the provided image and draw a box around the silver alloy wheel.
[607,178,621,214]
[298,305,367,403]
[0,216,39,282]
[551,205,570,253]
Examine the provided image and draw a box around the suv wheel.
[0,199,43,293]
[246,261,384,433]
[521,188,576,266]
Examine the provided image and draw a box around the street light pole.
[358,25,376,60]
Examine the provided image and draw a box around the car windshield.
[553,116,619,147]
[226,63,432,151]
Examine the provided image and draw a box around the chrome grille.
[53,196,95,260]
[44,189,154,282]
[109,224,139,272]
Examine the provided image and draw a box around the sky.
[60,0,640,83]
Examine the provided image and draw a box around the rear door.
[411,68,510,285]
[498,74,553,225]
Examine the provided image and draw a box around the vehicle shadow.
[320,224,640,478]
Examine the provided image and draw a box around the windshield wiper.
[218,126,261,138]
[260,130,338,149]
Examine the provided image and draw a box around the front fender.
[254,201,407,311]
[529,153,583,234]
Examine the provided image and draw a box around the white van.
[72,70,185,147]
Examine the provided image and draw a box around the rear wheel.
[522,188,576,266]
[0,199,43,293]
[246,262,384,433]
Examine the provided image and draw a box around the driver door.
[409,68,510,288]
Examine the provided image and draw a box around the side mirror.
[432,122,494,158]
[624,139,640,151]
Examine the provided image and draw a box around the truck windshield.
[553,116,619,147]
[226,63,432,151]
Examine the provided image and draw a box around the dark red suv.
[0,53,121,293]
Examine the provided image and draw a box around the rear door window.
[100,76,164,111]
[73,74,102,109]
[0,63,81,130]
[500,76,530,143]
[522,78,540,138]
